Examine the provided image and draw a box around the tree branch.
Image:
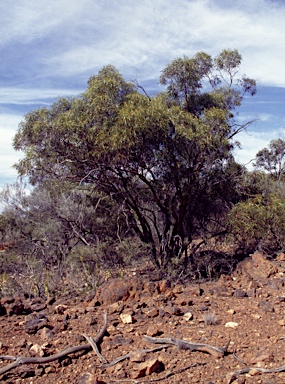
[0,312,107,376]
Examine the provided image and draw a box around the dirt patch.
[1,253,285,383]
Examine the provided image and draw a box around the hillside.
[0,252,285,383]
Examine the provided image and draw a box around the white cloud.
[1,0,284,86]
[34,0,285,87]
[235,127,283,168]
[0,0,87,45]
[0,115,23,186]
[0,0,285,188]
[0,87,80,105]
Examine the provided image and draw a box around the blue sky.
[1,0,285,189]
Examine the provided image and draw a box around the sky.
[1,0,285,190]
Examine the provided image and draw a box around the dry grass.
[203,313,218,325]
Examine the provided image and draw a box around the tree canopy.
[254,138,285,180]
[12,49,257,269]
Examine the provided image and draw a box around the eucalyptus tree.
[0,181,131,271]
[13,51,256,268]
[254,138,285,181]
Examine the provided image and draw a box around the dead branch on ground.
[0,312,234,382]
[144,335,230,358]
[0,312,107,376]
[227,365,285,383]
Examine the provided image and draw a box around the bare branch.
[0,312,108,376]
[132,79,151,101]
[144,335,229,358]
[82,332,108,363]
[228,119,258,140]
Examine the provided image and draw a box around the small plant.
[0,271,23,296]
[203,313,218,325]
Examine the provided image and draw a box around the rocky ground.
[1,251,285,383]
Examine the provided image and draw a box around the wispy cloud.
[40,0,285,87]
[0,0,285,187]
[0,115,23,188]
[0,87,80,105]
[1,0,285,86]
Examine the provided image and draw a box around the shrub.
[228,193,285,254]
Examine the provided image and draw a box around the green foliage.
[228,193,285,254]
[255,138,285,180]
[10,49,257,270]
[0,182,133,271]
[0,271,23,296]
[160,49,256,115]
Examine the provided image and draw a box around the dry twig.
[82,332,108,364]
[144,335,229,358]
[0,312,108,376]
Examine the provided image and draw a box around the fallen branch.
[0,312,108,376]
[144,335,229,358]
[82,332,107,364]
[227,365,285,383]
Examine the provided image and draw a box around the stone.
[34,367,44,376]
[15,338,27,348]
[183,312,193,321]
[258,300,274,313]
[225,321,239,328]
[225,372,237,384]
[246,288,256,297]
[248,368,261,376]
[95,279,131,305]
[108,301,124,314]
[38,326,54,341]
[268,278,283,290]
[235,251,278,281]
[132,358,164,378]
[129,351,147,362]
[146,307,159,318]
[185,286,203,297]
[106,325,117,334]
[157,279,171,293]
[24,314,50,334]
[276,252,285,261]
[30,302,47,312]
[146,324,160,336]
[210,285,233,297]
[54,304,68,314]
[0,296,15,305]
[172,284,184,294]
[143,281,158,295]
[29,343,45,357]
[164,305,182,316]
[174,294,194,306]
[120,313,133,324]
[6,297,26,316]
[108,335,133,346]
[250,348,274,364]
[233,289,247,298]
[77,372,107,384]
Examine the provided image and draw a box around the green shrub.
[228,193,285,254]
